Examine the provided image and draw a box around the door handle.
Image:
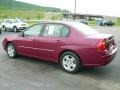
[57,40,62,43]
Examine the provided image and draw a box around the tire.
[2,26,6,31]
[6,43,17,58]
[13,26,17,32]
[60,51,82,73]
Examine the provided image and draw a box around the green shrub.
[37,12,44,20]
[117,18,120,26]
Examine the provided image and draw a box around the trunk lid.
[88,34,115,51]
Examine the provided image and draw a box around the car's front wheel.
[7,43,17,58]
[2,26,6,31]
[60,51,82,73]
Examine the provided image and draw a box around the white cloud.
[16,0,120,17]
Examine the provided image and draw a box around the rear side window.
[61,26,69,37]
[43,24,63,37]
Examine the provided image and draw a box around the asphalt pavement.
[0,27,120,90]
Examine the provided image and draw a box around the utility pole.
[74,0,76,14]
[74,0,76,21]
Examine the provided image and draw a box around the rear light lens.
[97,39,107,51]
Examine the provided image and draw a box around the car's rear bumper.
[101,47,117,65]
[83,47,117,67]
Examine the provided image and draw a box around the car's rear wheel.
[13,26,17,32]
[7,43,17,58]
[60,51,82,73]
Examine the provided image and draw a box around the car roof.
[37,20,83,26]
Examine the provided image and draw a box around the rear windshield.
[69,22,99,35]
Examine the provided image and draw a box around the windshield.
[3,19,24,23]
[69,22,99,35]
[12,19,24,23]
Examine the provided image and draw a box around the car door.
[4,20,12,28]
[34,23,70,62]
[16,24,43,56]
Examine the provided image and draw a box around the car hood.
[5,35,18,40]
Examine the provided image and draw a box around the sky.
[16,0,120,17]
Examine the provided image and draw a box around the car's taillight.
[97,39,107,51]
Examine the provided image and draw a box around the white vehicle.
[0,25,1,34]
[1,19,28,32]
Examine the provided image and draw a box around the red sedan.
[2,21,117,73]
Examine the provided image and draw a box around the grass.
[88,20,97,26]
[26,21,40,26]
[0,10,45,20]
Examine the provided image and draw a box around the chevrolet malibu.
[2,21,117,73]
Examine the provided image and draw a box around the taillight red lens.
[97,39,107,51]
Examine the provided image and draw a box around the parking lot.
[0,26,120,90]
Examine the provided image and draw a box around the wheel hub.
[62,55,76,71]
[7,46,15,57]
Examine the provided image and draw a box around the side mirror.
[19,32,24,37]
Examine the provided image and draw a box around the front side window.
[5,20,10,23]
[43,24,63,37]
[24,24,43,36]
